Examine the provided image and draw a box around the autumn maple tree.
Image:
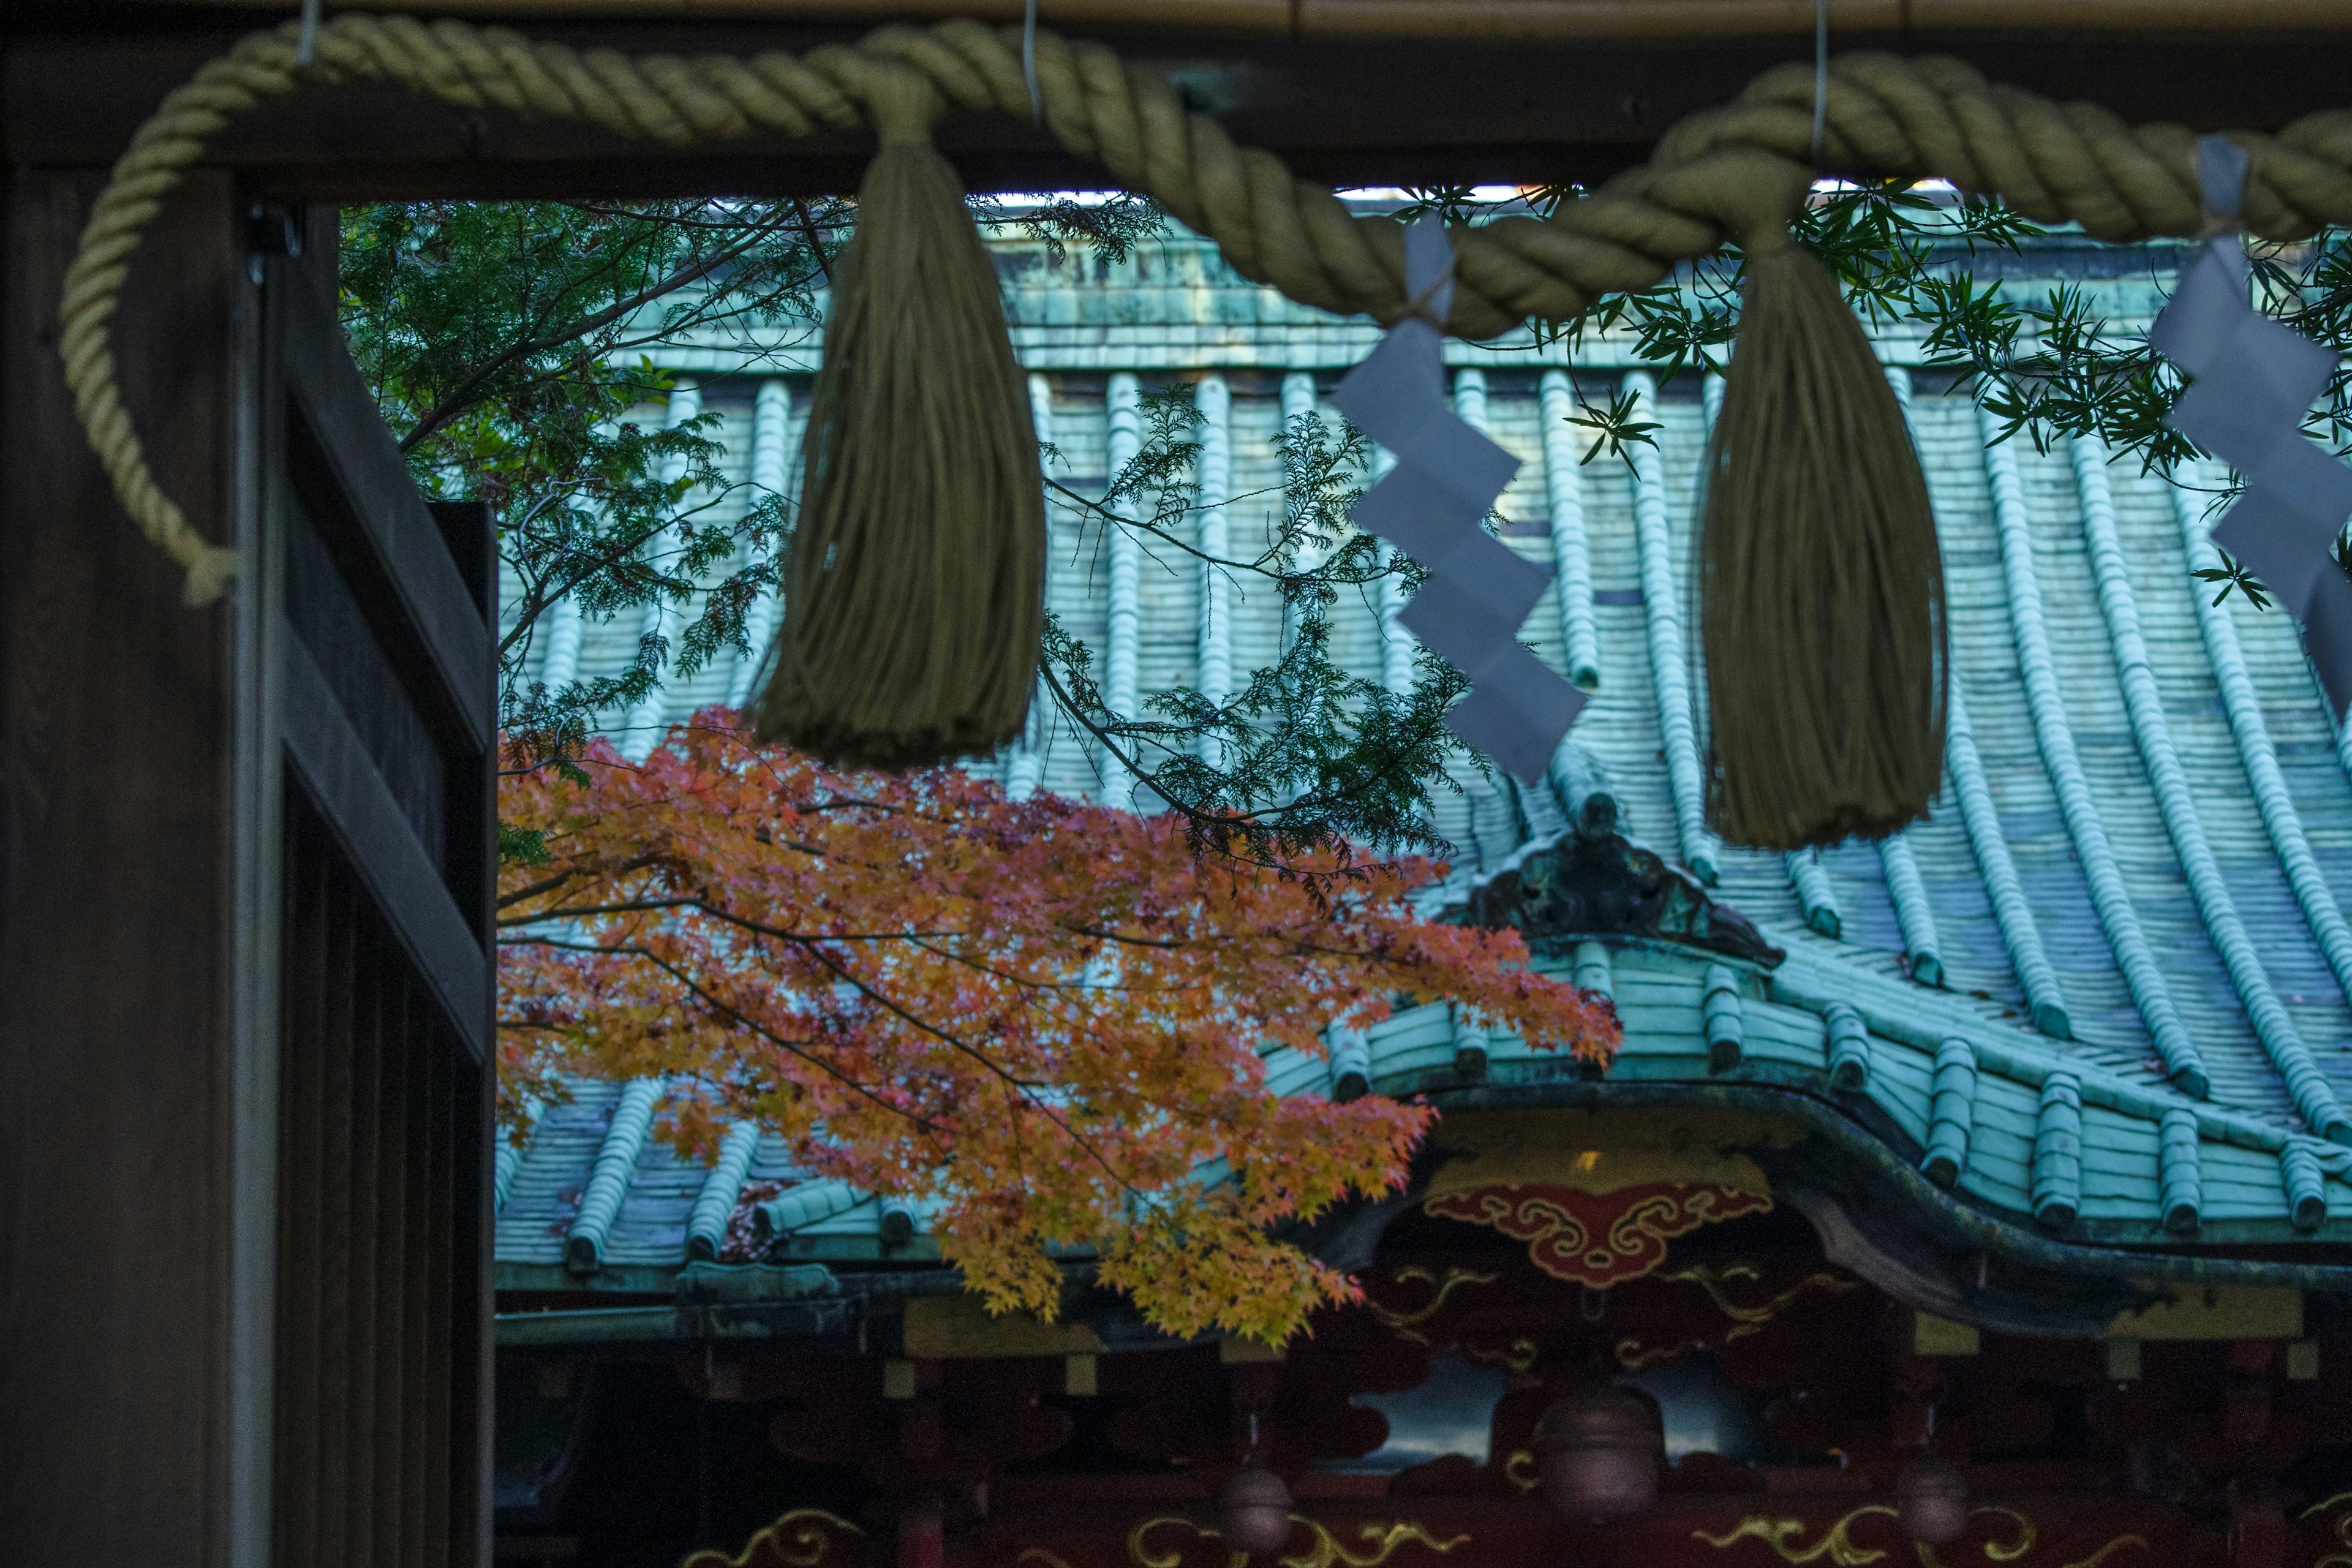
[499,712,1618,1343]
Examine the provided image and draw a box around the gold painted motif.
[682,1508,868,1568]
[1660,1263,1860,1340]
[1129,1516,1468,1568]
[1501,1449,1538,1493]
[2302,1488,2352,1567]
[1362,1266,1500,1344]
[1971,1509,2037,1562]
[1462,1336,1539,1373]
[1424,1181,1771,1286]
[1697,1506,2139,1568]
[1614,1336,1698,1371]
[1910,1509,2037,1567]
[1694,1507,1899,1566]
[1287,1520,1470,1568]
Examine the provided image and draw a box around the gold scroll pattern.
[682,1508,869,1568]
[1129,1515,1468,1568]
[1664,1264,1861,1340]
[1423,1182,1771,1287]
[1461,1335,1539,1374]
[1695,1506,2144,1567]
[1360,1267,1500,1345]
[1615,1338,1702,1371]
[1696,1506,1903,1566]
[1616,1264,1861,1370]
[2053,1542,2149,1568]
[2302,1488,2352,1567]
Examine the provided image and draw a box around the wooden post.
[897,1504,946,1568]
[0,160,251,1568]
[0,153,494,1568]
[2231,1481,2288,1568]
[896,1365,947,1568]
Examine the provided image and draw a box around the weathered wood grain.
[0,165,238,1567]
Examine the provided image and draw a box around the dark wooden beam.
[282,637,492,1063]
[0,162,246,1566]
[9,12,2352,197]
[277,260,492,754]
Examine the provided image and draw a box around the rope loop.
[57,9,2352,605]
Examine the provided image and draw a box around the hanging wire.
[1811,0,1829,167]
[1023,0,1042,123]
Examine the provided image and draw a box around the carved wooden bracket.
[1423,1180,1771,1287]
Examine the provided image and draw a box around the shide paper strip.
[1331,219,1586,780]
[2150,135,2352,718]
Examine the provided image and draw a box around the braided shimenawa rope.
[59,10,2352,604]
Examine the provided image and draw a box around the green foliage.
[1515,181,2041,383]
[497,819,555,868]
[351,182,2352,875]
[346,194,1480,873]
[1956,235,2352,478]
[342,194,1199,794]
[2194,546,2272,611]
[341,198,838,774]
[1040,390,1469,870]
[1400,180,2352,609]
[1393,180,2040,464]
[972,191,1169,267]
[1568,386,1662,467]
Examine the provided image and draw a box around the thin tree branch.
[399,211,796,454]
[787,940,1142,1197]
[496,853,661,911]
[791,197,834,283]
[506,933,954,1148]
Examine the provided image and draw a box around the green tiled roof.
[495,227,2352,1291]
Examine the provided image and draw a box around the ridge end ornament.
[1331,219,1586,782]
[2151,134,2352,720]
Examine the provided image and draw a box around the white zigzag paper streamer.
[1330,219,1587,780]
[2151,135,2352,719]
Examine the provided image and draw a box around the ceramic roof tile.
[495,227,2352,1275]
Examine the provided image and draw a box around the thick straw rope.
[60,10,2352,604]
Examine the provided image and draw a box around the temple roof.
[495,226,2352,1302]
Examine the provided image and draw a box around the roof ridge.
[1765,944,2347,1168]
[2172,467,2352,1020]
[1978,391,2207,1097]
[2073,436,2350,1143]
[1536,369,1601,692]
[1624,371,1717,885]
[1939,676,2072,1038]
[1872,371,1945,988]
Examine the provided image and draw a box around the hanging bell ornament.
[1215,1458,1295,1557]
[1895,1451,1970,1544]
[1534,1385,1662,1521]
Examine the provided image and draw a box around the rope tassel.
[1702,232,1947,849]
[753,63,1044,767]
[60,15,2352,820]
